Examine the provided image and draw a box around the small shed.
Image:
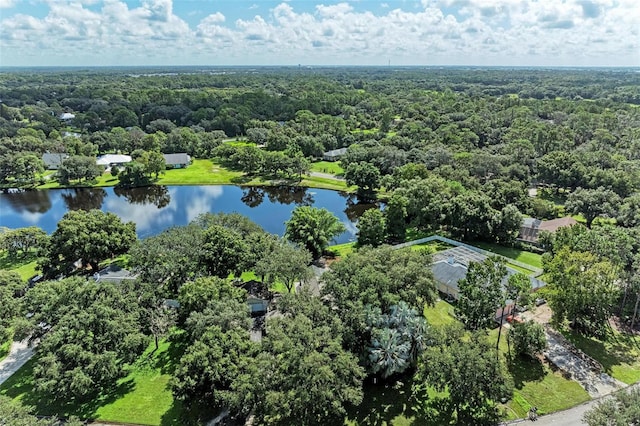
[322,147,348,162]
[59,112,75,121]
[163,153,192,169]
[42,152,69,170]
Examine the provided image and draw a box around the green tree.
[177,276,247,323]
[322,246,436,356]
[565,187,621,228]
[172,326,258,416]
[285,206,346,259]
[508,320,547,359]
[0,226,47,258]
[254,240,312,292]
[617,193,640,228]
[385,192,408,242]
[583,387,640,426]
[344,161,381,200]
[545,247,619,336]
[139,150,166,179]
[118,161,151,187]
[199,225,249,278]
[129,224,205,294]
[456,257,507,331]
[357,208,386,247]
[58,155,102,183]
[414,335,513,425]
[0,396,58,426]
[253,314,365,425]
[43,209,136,275]
[31,280,147,401]
[0,271,24,342]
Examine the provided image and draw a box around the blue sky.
[0,0,638,67]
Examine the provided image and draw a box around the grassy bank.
[472,241,543,269]
[34,159,353,193]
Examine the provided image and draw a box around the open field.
[310,161,344,175]
[0,339,208,425]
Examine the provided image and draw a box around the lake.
[0,185,377,243]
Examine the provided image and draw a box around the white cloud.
[0,0,15,8]
[0,0,638,66]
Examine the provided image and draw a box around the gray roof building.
[162,153,192,168]
[322,147,348,161]
[42,152,69,170]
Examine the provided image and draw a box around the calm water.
[0,185,376,243]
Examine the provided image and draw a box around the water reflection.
[264,185,314,206]
[241,187,265,208]
[344,195,378,222]
[114,186,171,209]
[62,188,106,211]
[0,185,379,244]
[2,189,52,214]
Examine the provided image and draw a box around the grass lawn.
[327,242,357,258]
[410,240,453,254]
[0,339,208,425]
[0,250,39,281]
[300,175,352,192]
[310,161,344,175]
[423,300,456,327]
[472,241,543,269]
[158,159,247,186]
[345,380,415,426]
[563,328,640,385]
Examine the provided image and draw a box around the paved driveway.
[0,339,35,385]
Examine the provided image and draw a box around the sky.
[0,0,638,67]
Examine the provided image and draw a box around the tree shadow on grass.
[345,378,416,426]
[508,355,546,389]
[230,175,254,185]
[160,399,219,426]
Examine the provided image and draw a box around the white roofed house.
[96,154,132,168]
[59,112,75,122]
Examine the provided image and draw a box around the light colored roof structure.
[59,112,75,120]
[96,154,132,166]
[518,216,578,242]
[323,147,348,156]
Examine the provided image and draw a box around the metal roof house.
[322,147,348,162]
[42,152,69,170]
[162,153,192,169]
